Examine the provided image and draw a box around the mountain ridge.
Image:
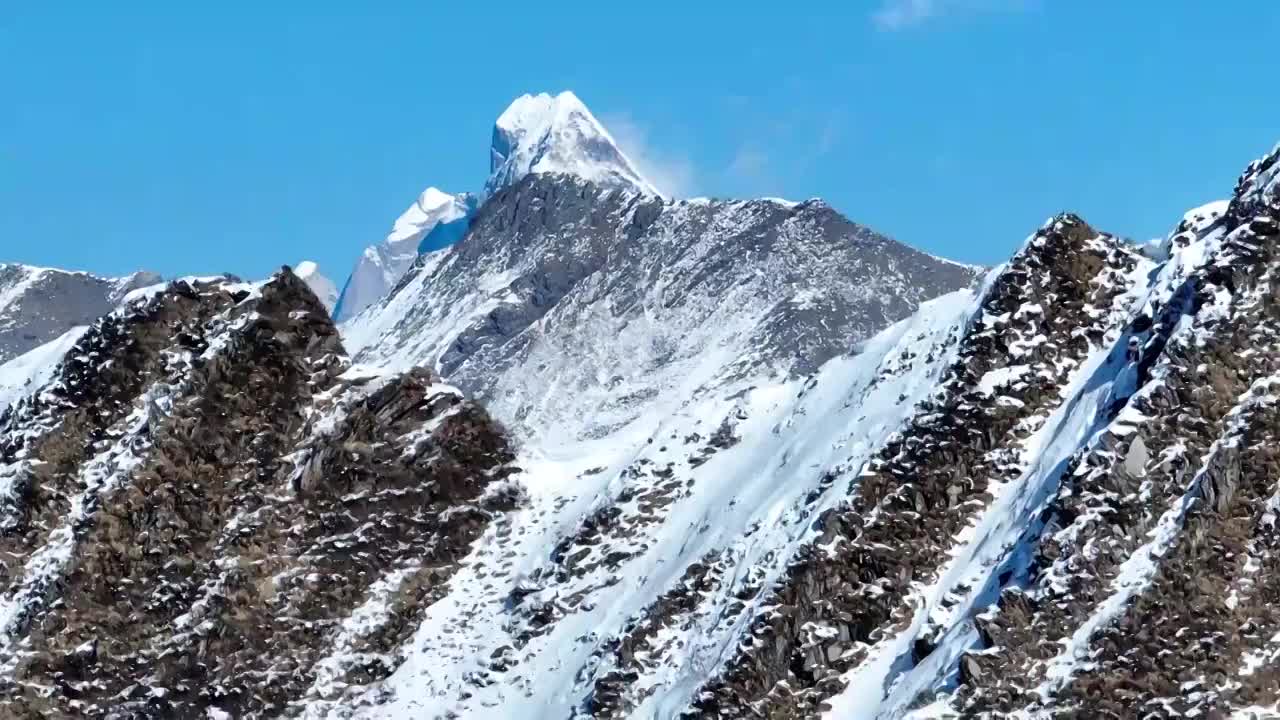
[0,263,161,365]
[4,95,1279,720]
[342,171,981,447]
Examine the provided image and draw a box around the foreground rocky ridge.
[948,150,1280,718]
[689,213,1147,718]
[0,270,516,718]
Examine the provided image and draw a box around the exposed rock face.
[0,264,161,364]
[344,172,982,446]
[0,270,516,718]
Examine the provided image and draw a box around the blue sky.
[3,2,1279,282]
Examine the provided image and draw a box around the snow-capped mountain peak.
[332,188,473,322]
[293,260,339,313]
[484,90,660,198]
[334,91,657,324]
[388,187,472,248]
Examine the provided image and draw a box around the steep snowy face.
[0,270,517,718]
[0,264,160,364]
[332,188,473,322]
[0,326,88,414]
[693,213,1155,719]
[692,151,1280,718]
[916,147,1280,719]
[324,172,975,717]
[484,91,660,198]
[293,260,339,313]
[343,172,981,448]
[337,287,979,720]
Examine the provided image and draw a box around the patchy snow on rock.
[329,288,976,719]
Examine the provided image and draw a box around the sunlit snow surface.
[332,189,473,322]
[294,260,339,314]
[485,91,660,198]
[0,326,88,413]
[326,289,977,718]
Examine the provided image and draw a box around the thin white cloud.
[727,147,770,180]
[873,0,1030,30]
[874,0,940,29]
[720,145,780,197]
[601,112,696,198]
[815,112,847,157]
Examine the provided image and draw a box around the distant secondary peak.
[332,187,473,323]
[293,260,339,314]
[483,91,660,198]
[388,188,474,250]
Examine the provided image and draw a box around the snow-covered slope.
[294,260,339,313]
[484,91,660,198]
[325,143,1280,718]
[332,188,474,322]
[331,167,979,716]
[343,172,980,448]
[338,286,978,719]
[0,325,88,414]
[0,264,160,364]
